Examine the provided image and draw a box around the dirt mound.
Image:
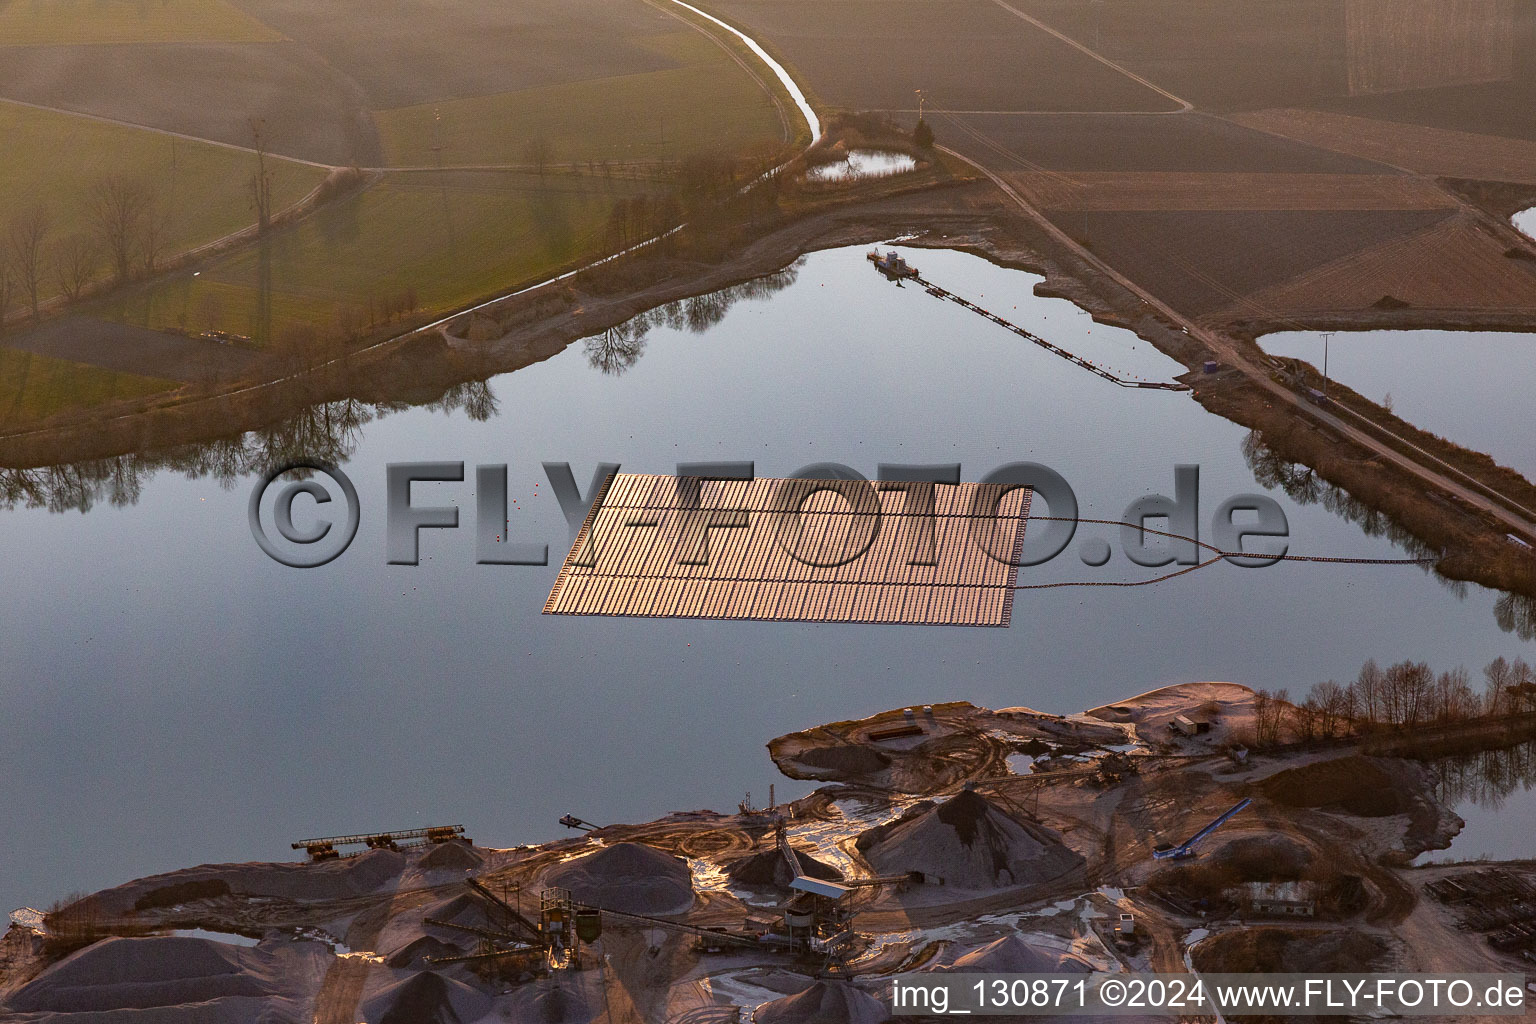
[1210,835,1313,880]
[88,849,406,916]
[1258,755,1425,817]
[1193,926,1389,973]
[417,840,483,872]
[857,791,1083,889]
[366,971,490,1024]
[797,745,891,775]
[754,980,886,1024]
[944,934,1091,973]
[384,935,465,969]
[4,935,327,1015]
[726,849,844,890]
[544,842,693,915]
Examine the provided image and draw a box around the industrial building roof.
[790,875,853,900]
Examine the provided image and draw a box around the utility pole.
[1321,331,1334,396]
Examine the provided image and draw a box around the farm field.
[106,172,624,340]
[700,0,1181,112]
[0,0,280,46]
[0,43,379,166]
[0,100,326,302]
[1065,208,1455,318]
[1013,0,1348,111]
[936,110,1390,174]
[1230,109,1536,185]
[0,348,175,426]
[1009,171,1456,212]
[376,30,789,168]
[227,0,694,109]
[1217,214,1536,320]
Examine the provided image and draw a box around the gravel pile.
[3,935,328,1020]
[857,791,1082,889]
[544,842,694,915]
[754,981,886,1024]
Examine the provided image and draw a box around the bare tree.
[1309,680,1346,738]
[52,234,97,303]
[7,205,51,321]
[89,174,150,284]
[1485,656,1513,714]
[525,136,554,182]
[141,186,171,274]
[0,259,12,332]
[249,117,274,232]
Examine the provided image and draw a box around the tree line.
[0,174,173,328]
[1247,656,1536,747]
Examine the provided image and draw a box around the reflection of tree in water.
[1428,739,1536,811]
[584,325,647,376]
[581,259,803,376]
[1241,431,1461,595]
[1495,593,1536,642]
[0,381,500,514]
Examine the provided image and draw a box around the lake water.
[1259,328,1536,483]
[1515,207,1534,242]
[1415,740,1536,864]
[4,245,1533,915]
[805,150,917,182]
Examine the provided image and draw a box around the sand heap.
[726,848,843,890]
[363,971,490,1024]
[944,934,1092,973]
[544,842,693,915]
[3,935,328,1019]
[416,840,483,873]
[754,981,886,1024]
[857,791,1083,889]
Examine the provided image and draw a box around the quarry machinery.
[1152,797,1252,860]
[292,824,466,861]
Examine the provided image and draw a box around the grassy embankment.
[0,349,175,423]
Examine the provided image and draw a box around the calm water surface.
[1416,740,1536,864]
[4,246,1533,913]
[804,150,917,182]
[1260,328,1536,483]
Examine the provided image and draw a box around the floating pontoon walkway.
[868,249,1190,392]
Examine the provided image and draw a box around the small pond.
[805,149,917,182]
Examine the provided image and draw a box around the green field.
[112,172,622,338]
[375,31,788,168]
[0,0,281,45]
[0,101,326,301]
[0,347,176,423]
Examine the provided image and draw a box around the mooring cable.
[1012,515,1439,591]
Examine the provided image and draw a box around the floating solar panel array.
[544,473,1030,626]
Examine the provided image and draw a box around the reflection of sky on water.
[3,246,1532,915]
